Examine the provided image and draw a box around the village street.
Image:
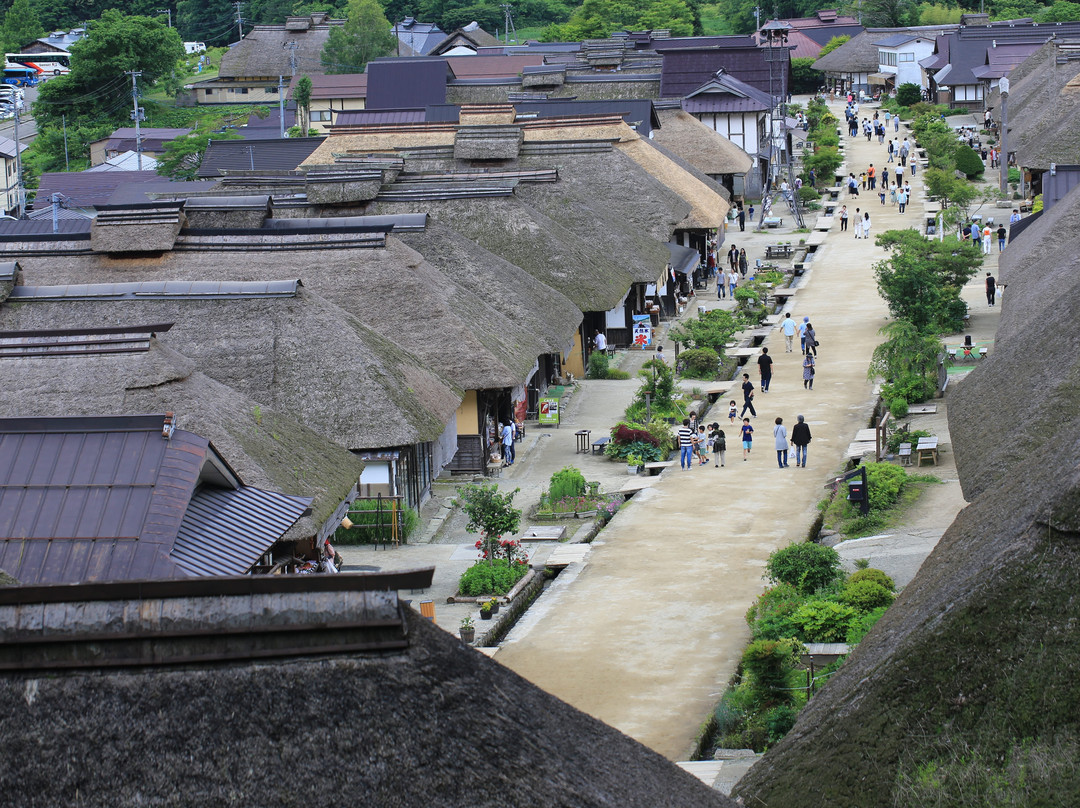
[341,99,1004,764]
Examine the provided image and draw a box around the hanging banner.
[632,314,652,350]
[538,397,560,427]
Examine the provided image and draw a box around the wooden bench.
[591,436,611,455]
[766,244,793,258]
[898,442,912,466]
[916,437,939,466]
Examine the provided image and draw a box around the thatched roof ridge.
[812,29,896,72]
[219,18,343,78]
[616,136,730,229]
[0,607,735,807]
[988,39,1080,168]
[652,108,753,176]
[0,340,364,536]
[0,275,460,451]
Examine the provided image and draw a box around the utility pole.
[501,4,516,44]
[157,8,172,27]
[284,41,299,76]
[127,71,145,171]
[12,107,24,218]
[278,75,285,138]
[62,114,69,171]
[998,76,1009,198]
[234,1,245,41]
[242,144,255,170]
[51,193,61,234]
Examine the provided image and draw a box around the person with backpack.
[709,423,726,467]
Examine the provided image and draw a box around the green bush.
[882,372,936,407]
[549,466,586,502]
[811,128,839,149]
[746,583,808,640]
[798,185,821,202]
[845,605,888,643]
[791,599,860,642]
[888,396,909,418]
[848,567,896,591]
[742,638,803,705]
[896,82,922,107]
[586,351,610,379]
[954,143,985,177]
[677,347,719,379]
[765,542,842,594]
[334,500,420,544]
[865,462,908,512]
[803,145,843,180]
[1008,166,1021,184]
[840,580,895,612]
[765,704,800,745]
[458,558,529,596]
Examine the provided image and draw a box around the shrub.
[811,128,839,148]
[845,606,888,643]
[677,347,719,379]
[798,185,821,202]
[765,704,799,745]
[886,428,930,454]
[549,466,586,502]
[888,396,909,419]
[803,145,843,180]
[586,351,610,379]
[848,567,896,591]
[1008,166,1021,184]
[765,542,842,594]
[458,558,529,596]
[840,580,895,612]
[746,583,808,641]
[954,143,985,177]
[865,462,908,512]
[791,599,860,642]
[896,82,922,107]
[742,638,803,705]
[881,372,936,407]
[670,308,739,354]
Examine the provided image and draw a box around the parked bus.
[5,51,70,76]
[2,64,37,86]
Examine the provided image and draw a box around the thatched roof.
[0,340,364,537]
[988,39,1080,169]
[0,578,734,807]
[733,179,1080,808]
[617,136,729,229]
[652,108,753,176]
[219,17,343,78]
[0,278,460,451]
[813,29,897,73]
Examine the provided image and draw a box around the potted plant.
[487,597,500,616]
[479,601,494,620]
[459,615,475,643]
[626,452,643,474]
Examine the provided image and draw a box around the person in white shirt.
[781,312,797,352]
[593,330,607,352]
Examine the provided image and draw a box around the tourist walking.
[997,223,1007,251]
[740,373,757,418]
[839,204,848,232]
[798,316,810,352]
[737,205,745,231]
[738,248,748,277]
[862,212,872,240]
[853,207,864,239]
[867,164,876,190]
[790,415,811,467]
[773,417,789,468]
[782,312,797,352]
[982,224,993,255]
[805,323,818,356]
[986,272,996,306]
[897,188,907,213]
[593,329,607,353]
[728,268,738,298]
[677,419,694,469]
[501,420,515,465]
[758,347,773,392]
[802,350,816,390]
[728,244,738,273]
[709,423,726,467]
[740,418,754,461]
[728,399,738,425]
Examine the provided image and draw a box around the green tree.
[895,82,922,107]
[294,74,312,132]
[817,34,849,57]
[0,0,43,53]
[669,308,739,355]
[868,320,944,389]
[157,127,242,180]
[861,0,913,27]
[542,0,694,40]
[742,638,803,706]
[1037,0,1080,20]
[916,2,963,23]
[322,0,395,73]
[459,484,522,566]
[790,57,819,94]
[177,0,239,45]
[873,229,981,332]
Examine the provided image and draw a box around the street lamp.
[998,76,1010,198]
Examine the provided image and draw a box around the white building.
[874,33,938,91]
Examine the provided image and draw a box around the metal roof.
[0,219,91,238]
[0,262,17,283]
[262,214,427,232]
[31,171,163,211]
[874,33,920,47]
[172,485,311,576]
[666,242,700,274]
[9,280,302,302]
[365,58,450,110]
[196,138,326,178]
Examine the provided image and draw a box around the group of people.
[676,413,813,469]
[838,205,873,239]
[715,245,749,300]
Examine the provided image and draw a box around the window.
[310,110,332,122]
[267,85,278,93]
[899,52,915,62]
[954,84,983,101]
[204,88,213,95]
[879,51,897,67]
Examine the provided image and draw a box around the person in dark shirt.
[740,418,754,461]
[985,272,996,307]
[996,224,1007,252]
[757,347,773,392]
[740,373,757,418]
[791,414,812,467]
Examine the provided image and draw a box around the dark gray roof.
[0,218,91,238]
[875,33,919,47]
[0,262,16,283]
[392,17,444,55]
[684,69,773,112]
[172,485,312,576]
[365,58,451,110]
[9,280,302,302]
[31,171,163,211]
[798,24,865,46]
[105,127,191,153]
[196,138,326,178]
[262,214,428,232]
[659,42,780,98]
[667,241,700,274]
[0,414,310,585]
[331,109,427,127]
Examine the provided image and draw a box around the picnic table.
[916,436,939,466]
[765,244,794,259]
[762,217,784,229]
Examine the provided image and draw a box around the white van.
[184,42,206,54]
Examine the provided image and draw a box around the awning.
[868,73,892,85]
[665,242,700,276]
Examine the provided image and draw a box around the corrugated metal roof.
[660,46,779,98]
[9,280,301,302]
[0,262,17,283]
[31,171,163,210]
[196,138,326,178]
[666,242,700,275]
[263,214,427,232]
[332,109,426,126]
[683,95,770,114]
[0,219,92,237]
[172,485,312,576]
[366,58,450,110]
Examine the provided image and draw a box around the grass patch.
[820,465,941,538]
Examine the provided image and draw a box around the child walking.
[741,418,754,460]
[728,400,738,425]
